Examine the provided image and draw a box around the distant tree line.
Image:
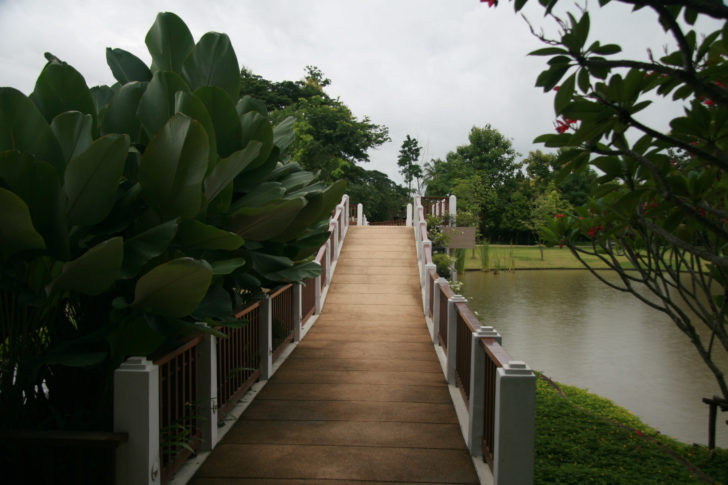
[423,124,596,244]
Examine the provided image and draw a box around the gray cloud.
[0,0,718,185]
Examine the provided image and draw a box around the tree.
[424,124,522,241]
[530,186,574,259]
[496,0,728,400]
[397,134,423,194]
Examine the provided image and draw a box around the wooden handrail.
[455,302,480,334]
[269,283,294,299]
[235,299,261,318]
[481,338,512,368]
[153,335,203,366]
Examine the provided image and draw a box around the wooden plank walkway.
[191,226,479,484]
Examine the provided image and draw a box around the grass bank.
[462,244,634,271]
[536,373,727,484]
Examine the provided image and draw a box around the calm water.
[461,269,728,448]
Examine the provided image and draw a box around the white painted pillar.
[432,277,447,344]
[114,357,161,485]
[259,294,273,380]
[343,195,350,230]
[421,241,432,289]
[325,241,332,285]
[196,327,218,452]
[406,203,413,227]
[467,326,502,456]
[446,295,468,385]
[314,274,322,315]
[449,195,457,226]
[424,262,437,317]
[330,220,339,261]
[494,361,536,485]
[357,203,363,226]
[293,284,303,343]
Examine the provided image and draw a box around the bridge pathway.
[191,225,479,484]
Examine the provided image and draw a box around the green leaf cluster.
[0,11,344,431]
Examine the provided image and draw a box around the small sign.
[443,226,476,249]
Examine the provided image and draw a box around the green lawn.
[535,373,728,484]
[462,244,634,271]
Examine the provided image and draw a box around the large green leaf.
[132,257,213,317]
[137,71,190,138]
[233,182,286,209]
[101,81,147,140]
[50,111,93,162]
[210,257,245,275]
[239,111,273,168]
[47,237,123,295]
[64,134,130,226]
[30,60,96,123]
[264,261,322,283]
[0,187,46,259]
[145,12,194,74]
[0,88,64,174]
[0,151,67,258]
[194,86,241,158]
[182,32,240,100]
[280,170,315,193]
[174,91,217,169]
[273,116,295,153]
[233,145,280,191]
[228,197,306,241]
[204,141,261,202]
[272,192,324,242]
[122,219,179,278]
[107,316,165,364]
[106,47,152,84]
[90,85,115,117]
[177,219,243,250]
[138,114,208,219]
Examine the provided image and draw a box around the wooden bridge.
[190,226,480,484]
[113,196,535,485]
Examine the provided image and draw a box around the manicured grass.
[535,374,728,484]
[462,244,634,271]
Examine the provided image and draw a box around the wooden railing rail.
[154,335,204,484]
[271,284,295,358]
[412,194,535,484]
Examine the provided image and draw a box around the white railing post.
[259,294,272,380]
[330,220,339,261]
[325,241,332,284]
[314,274,322,315]
[114,357,161,485]
[424,262,437,316]
[432,277,447,344]
[421,240,432,289]
[343,195,350,231]
[196,326,218,452]
[293,284,303,343]
[467,326,501,456]
[449,195,457,226]
[357,203,363,226]
[406,203,413,227]
[494,361,536,485]
[446,295,467,385]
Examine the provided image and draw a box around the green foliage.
[535,374,728,484]
[498,0,728,399]
[0,11,343,432]
[397,134,423,193]
[478,242,490,271]
[454,248,467,274]
[424,124,522,241]
[432,253,453,278]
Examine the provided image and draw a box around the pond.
[461,269,728,449]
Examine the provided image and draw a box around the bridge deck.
[191,226,479,484]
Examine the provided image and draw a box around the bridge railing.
[412,195,535,485]
[114,195,351,485]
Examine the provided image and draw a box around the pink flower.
[555,213,565,219]
[480,0,496,6]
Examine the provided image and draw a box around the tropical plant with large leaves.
[0,11,344,431]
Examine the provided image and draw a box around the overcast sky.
[0,0,715,185]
